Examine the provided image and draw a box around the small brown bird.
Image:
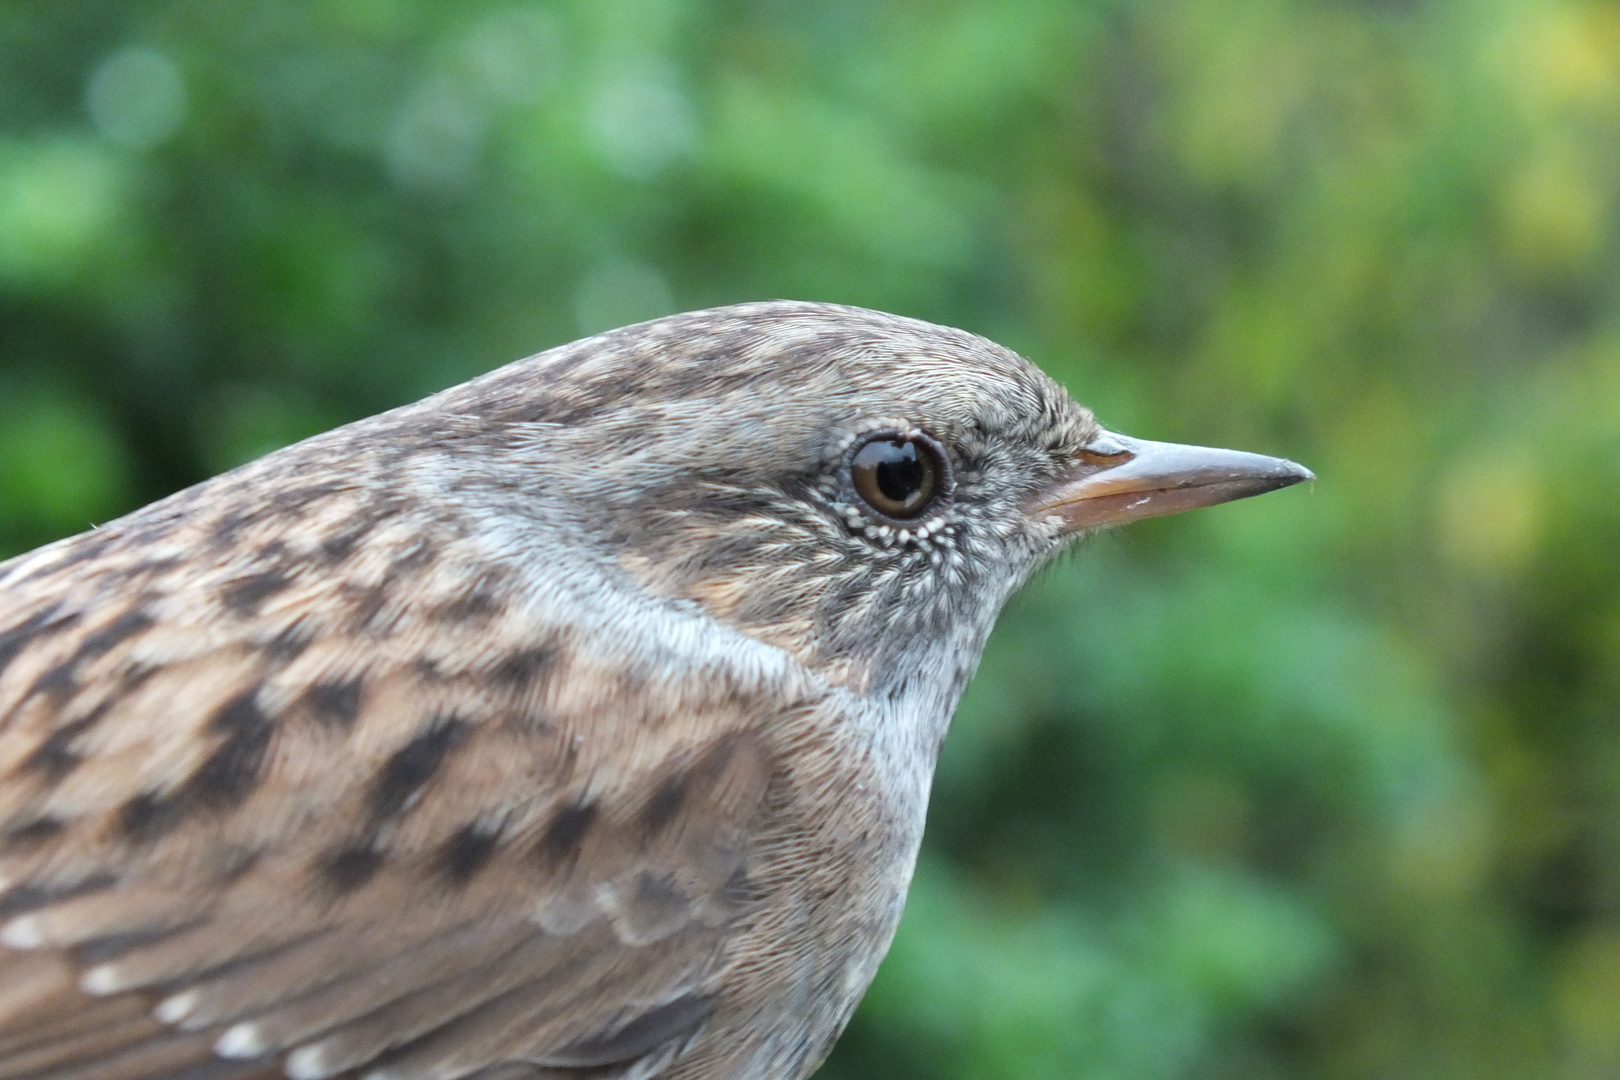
[0,302,1309,1080]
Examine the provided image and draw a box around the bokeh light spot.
[0,139,124,287]
[386,79,485,192]
[1501,147,1606,276]
[0,385,130,539]
[586,60,697,179]
[458,6,564,104]
[85,46,186,149]
[1437,454,1544,577]
[1558,927,1620,1069]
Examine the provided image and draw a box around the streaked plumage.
[0,302,1309,1080]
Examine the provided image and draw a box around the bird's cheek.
[617,552,828,677]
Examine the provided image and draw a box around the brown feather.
[0,543,816,1080]
[0,301,1114,1080]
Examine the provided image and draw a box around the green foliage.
[3,0,1619,1075]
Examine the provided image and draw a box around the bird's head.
[419,301,1311,705]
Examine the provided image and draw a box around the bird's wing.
[0,514,791,1080]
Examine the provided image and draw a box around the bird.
[0,301,1310,1080]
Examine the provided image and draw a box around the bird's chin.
[1030,429,1313,534]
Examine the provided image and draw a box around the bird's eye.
[850,434,943,519]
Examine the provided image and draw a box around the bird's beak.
[1032,429,1313,534]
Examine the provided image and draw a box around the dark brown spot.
[625,871,686,922]
[119,793,180,842]
[346,581,394,632]
[75,923,198,965]
[122,556,182,581]
[539,801,596,864]
[272,481,344,514]
[20,709,108,780]
[116,693,274,843]
[222,570,293,615]
[88,608,161,650]
[301,677,364,729]
[550,992,718,1067]
[123,516,183,548]
[21,609,155,704]
[319,528,367,562]
[0,873,118,917]
[438,822,501,885]
[490,648,552,689]
[2,815,64,849]
[642,774,690,835]
[368,719,469,822]
[121,662,159,689]
[24,661,79,702]
[319,844,384,893]
[213,486,342,548]
[23,610,156,702]
[641,736,747,837]
[263,624,313,662]
[209,509,252,548]
[437,588,500,623]
[319,534,358,563]
[188,692,274,808]
[210,844,261,883]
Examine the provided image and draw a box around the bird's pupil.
[875,442,923,501]
[849,435,939,519]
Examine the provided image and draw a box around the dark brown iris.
[850,435,941,519]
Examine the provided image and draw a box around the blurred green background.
[2,1,1618,1077]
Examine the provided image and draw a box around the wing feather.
[0,508,793,1080]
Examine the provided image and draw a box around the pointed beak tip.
[1280,459,1315,486]
[1034,434,1315,533]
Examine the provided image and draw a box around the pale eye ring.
[847,431,950,520]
